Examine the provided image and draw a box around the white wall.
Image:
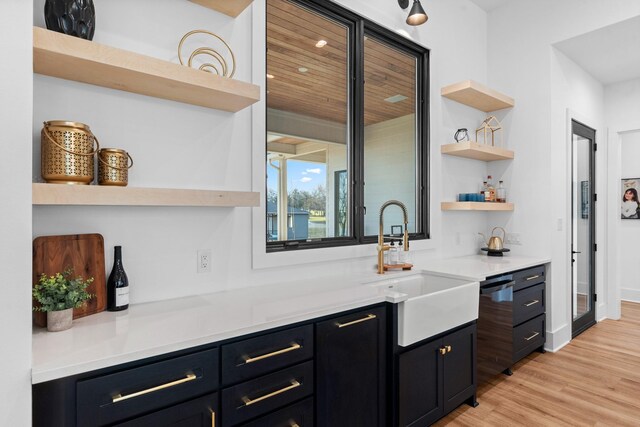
[605,78,640,131]
[604,78,640,313]
[486,0,640,349]
[553,50,605,327]
[31,0,491,301]
[0,1,33,425]
[618,131,640,302]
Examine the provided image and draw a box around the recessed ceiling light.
[298,67,308,73]
[384,94,408,103]
[266,73,274,79]
[315,40,327,48]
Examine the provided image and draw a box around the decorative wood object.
[383,263,413,271]
[189,0,254,17]
[441,142,514,161]
[33,234,106,327]
[476,116,503,147]
[441,202,514,211]
[33,27,260,112]
[441,80,514,112]
[32,183,260,207]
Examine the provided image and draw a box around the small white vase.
[47,308,73,332]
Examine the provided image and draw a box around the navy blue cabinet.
[397,323,477,427]
[316,307,387,427]
[115,392,219,427]
[33,304,388,427]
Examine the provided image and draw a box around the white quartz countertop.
[31,254,549,384]
[421,255,551,281]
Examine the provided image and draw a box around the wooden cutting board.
[33,233,107,327]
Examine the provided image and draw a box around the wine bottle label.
[116,287,129,307]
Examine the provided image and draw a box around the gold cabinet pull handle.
[525,275,541,281]
[439,347,446,355]
[336,314,377,328]
[291,424,300,427]
[524,331,540,341]
[524,299,540,307]
[241,380,301,407]
[243,343,302,364]
[210,410,215,427]
[446,345,452,353]
[112,373,197,403]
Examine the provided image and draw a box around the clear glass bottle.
[107,246,129,311]
[486,175,496,202]
[497,180,507,203]
[480,180,487,200]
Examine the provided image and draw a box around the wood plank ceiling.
[266,0,416,129]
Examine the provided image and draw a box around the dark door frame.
[571,119,597,338]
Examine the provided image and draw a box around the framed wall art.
[580,181,589,219]
[621,178,640,219]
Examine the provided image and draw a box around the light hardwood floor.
[436,302,640,426]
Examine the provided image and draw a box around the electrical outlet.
[197,249,212,273]
[506,233,522,245]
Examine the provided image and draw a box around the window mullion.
[352,19,366,243]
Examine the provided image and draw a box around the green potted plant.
[32,269,94,332]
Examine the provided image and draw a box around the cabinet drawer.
[222,361,314,426]
[115,392,218,427]
[222,325,313,386]
[513,265,545,291]
[513,283,545,325]
[513,314,545,363]
[240,397,313,427]
[77,349,218,426]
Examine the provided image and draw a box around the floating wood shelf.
[441,142,514,161]
[32,183,260,207]
[441,202,514,211]
[33,27,260,112]
[189,0,253,17]
[441,80,514,112]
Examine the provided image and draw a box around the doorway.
[571,119,597,337]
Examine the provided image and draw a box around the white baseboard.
[621,288,640,303]
[597,302,607,322]
[544,322,571,352]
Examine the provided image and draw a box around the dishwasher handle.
[480,280,515,295]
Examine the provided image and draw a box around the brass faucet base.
[382,263,413,272]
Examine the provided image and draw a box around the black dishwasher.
[477,273,515,384]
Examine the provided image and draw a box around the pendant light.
[406,0,428,26]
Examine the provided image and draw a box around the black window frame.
[266,0,430,252]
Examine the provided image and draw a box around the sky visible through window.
[267,160,327,193]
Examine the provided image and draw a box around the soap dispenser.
[388,241,398,265]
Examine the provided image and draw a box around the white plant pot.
[47,308,73,332]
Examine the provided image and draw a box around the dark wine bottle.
[107,246,129,311]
